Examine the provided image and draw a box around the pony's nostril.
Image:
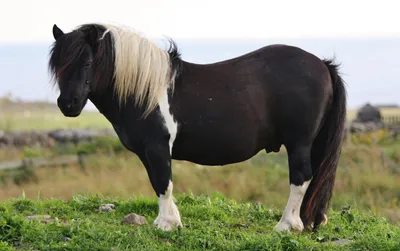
[72,97,78,106]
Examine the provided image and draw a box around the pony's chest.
[112,124,141,152]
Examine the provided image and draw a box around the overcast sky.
[2,0,399,44]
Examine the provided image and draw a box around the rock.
[99,204,116,212]
[350,121,383,133]
[48,128,113,144]
[26,215,55,224]
[0,128,118,148]
[25,214,70,226]
[331,239,353,245]
[63,237,72,242]
[122,213,147,226]
[26,215,52,220]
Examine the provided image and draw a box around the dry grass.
[0,153,287,206]
[346,107,400,121]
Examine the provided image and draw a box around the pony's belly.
[170,101,271,165]
[171,130,263,166]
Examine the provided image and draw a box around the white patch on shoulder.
[158,87,178,155]
[154,180,182,231]
[274,180,311,233]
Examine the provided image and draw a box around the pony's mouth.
[59,106,83,117]
[57,97,88,117]
[62,110,82,117]
[58,102,84,117]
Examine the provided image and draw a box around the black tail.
[300,58,347,230]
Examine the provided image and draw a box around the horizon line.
[0,93,395,110]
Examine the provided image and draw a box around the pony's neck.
[88,86,122,125]
[88,82,151,127]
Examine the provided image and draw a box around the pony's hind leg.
[274,143,312,233]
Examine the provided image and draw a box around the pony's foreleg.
[141,143,182,231]
[274,144,312,233]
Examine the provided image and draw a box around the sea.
[0,37,399,110]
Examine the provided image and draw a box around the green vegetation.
[0,194,399,250]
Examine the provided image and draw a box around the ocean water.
[0,37,399,110]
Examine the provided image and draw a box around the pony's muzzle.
[57,96,81,117]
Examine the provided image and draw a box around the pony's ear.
[52,24,64,40]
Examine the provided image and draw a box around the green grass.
[0,111,111,131]
[0,194,399,251]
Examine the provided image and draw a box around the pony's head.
[48,22,181,118]
[48,24,113,117]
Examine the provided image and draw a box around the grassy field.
[0,194,399,250]
[0,110,112,131]
[1,103,400,131]
[1,99,400,250]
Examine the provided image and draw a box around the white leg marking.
[274,180,311,233]
[155,87,181,231]
[154,180,182,231]
[158,87,177,154]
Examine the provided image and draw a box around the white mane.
[97,23,175,116]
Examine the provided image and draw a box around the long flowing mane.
[49,22,180,116]
[99,23,178,115]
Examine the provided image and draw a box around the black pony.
[48,22,347,233]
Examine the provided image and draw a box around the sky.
[0,0,399,110]
[2,0,400,44]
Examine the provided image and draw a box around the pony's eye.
[84,62,92,68]
[85,80,90,85]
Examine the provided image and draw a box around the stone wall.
[0,128,117,148]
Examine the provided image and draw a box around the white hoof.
[274,216,304,233]
[154,215,182,231]
[154,180,183,231]
[321,213,328,225]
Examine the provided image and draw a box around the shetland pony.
[48,22,347,233]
